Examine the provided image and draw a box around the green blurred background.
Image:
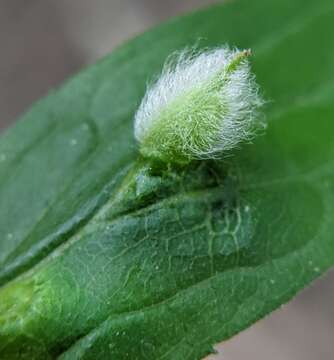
[0,1,333,359]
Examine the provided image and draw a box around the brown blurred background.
[1,1,333,359]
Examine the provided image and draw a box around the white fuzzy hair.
[134,46,264,159]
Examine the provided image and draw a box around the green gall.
[134,47,264,164]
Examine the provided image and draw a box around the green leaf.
[1,0,334,359]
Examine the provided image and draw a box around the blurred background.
[1,1,333,359]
